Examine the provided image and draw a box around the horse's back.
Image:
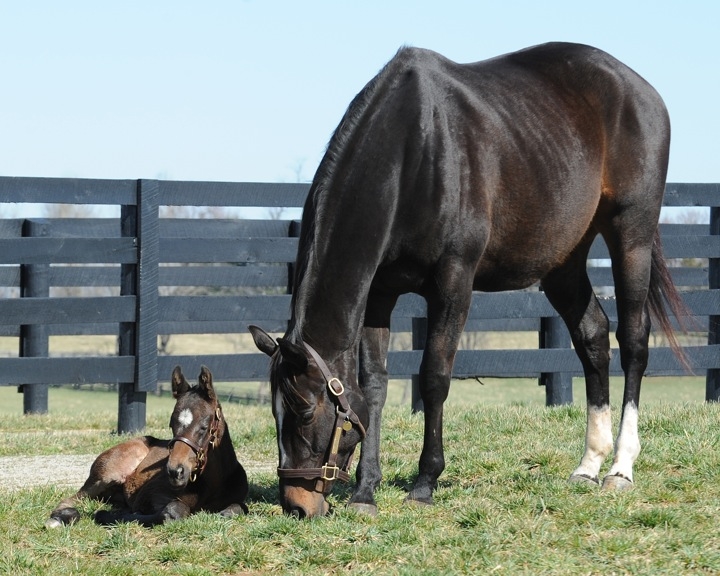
[365,43,669,291]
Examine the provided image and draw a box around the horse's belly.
[473,243,576,292]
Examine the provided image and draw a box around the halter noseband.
[168,404,222,483]
[276,341,367,493]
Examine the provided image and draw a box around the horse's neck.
[291,216,379,361]
[210,424,238,466]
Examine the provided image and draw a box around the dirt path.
[0,455,274,492]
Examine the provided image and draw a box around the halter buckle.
[327,377,344,396]
[320,464,341,482]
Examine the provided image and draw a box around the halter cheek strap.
[276,341,367,493]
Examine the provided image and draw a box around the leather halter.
[277,341,367,493]
[168,404,222,483]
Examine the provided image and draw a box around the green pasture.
[1,374,719,575]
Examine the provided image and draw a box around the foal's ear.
[171,366,191,398]
[198,365,217,402]
[277,338,309,372]
[249,325,278,357]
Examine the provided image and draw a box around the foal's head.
[166,366,223,488]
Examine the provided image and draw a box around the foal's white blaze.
[275,391,288,468]
[572,404,613,481]
[607,402,640,482]
[178,408,193,430]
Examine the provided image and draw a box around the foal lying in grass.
[46,366,248,528]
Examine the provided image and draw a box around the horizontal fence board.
[159,264,288,288]
[158,354,272,381]
[385,344,720,379]
[0,177,137,205]
[162,218,292,238]
[159,295,292,322]
[157,181,310,208]
[31,218,119,238]
[157,344,720,382]
[0,219,23,237]
[0,356,135,385]
[158,319,290,334]
[160,238,298,264]
[0,238,137,265]
[663,183,720,207]
[0,296,135,325]
[153,290,719,333]
[589,235,720,259]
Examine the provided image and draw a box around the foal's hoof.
[45,508,80,529]
[568,473,600,486]
[347,502,378,516]
[601,474,633,491]
[45,517,64,530]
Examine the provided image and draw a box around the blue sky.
[1,0,718,186]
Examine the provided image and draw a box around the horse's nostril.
[289,505,307,519]
[169,466,184,481]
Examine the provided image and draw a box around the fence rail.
[0,177,718,431]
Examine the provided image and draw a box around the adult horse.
[250,42,686,518]
[46,366,248,528]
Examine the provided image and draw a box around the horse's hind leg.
[46,473,123,529]
[601,241,654,489]
[46,437,152,528]
[542,248,614,486]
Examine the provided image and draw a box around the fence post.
[707,206,720,402]
[19,218,50,414]
[410,317,427,413]
[287,220,301,295]
[118,180,159,433]
[539,315,573,406]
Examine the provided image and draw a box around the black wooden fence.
[0,177,718,432]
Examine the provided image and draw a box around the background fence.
[1,177,718,432]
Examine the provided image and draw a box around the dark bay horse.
[46,366,248,528]
[250,42,686,518]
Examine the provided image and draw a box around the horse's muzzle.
[166,462,191,488]
[280,481,330,518]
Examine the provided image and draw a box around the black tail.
[647,230,692,372]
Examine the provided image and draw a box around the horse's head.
[166,365,223,489]
[250,326,368,518]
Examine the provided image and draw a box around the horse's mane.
[288,48,407,337]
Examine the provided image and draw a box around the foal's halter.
[277,341,367,493]
[168,403,222,483]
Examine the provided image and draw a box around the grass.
[1,382,719,574]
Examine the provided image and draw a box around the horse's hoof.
[45,517,64,529]
[602,474,633,491]
[404,495,433,507]
[347,502,378,516]
[568,473,600,486]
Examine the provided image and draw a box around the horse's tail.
[648,229,692,372]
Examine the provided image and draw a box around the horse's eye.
[299,410,315,426]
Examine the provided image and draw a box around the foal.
[46,366,248,528]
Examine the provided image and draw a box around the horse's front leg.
[348,325,391,515]
[407,265,473,506]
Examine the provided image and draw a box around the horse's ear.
[171,366,191,398]
[198,365,217,402]
[249,325,278,357]
[277,338,309,372]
